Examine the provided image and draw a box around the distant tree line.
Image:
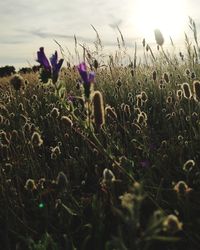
[0,65,40,77]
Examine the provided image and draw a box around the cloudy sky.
[0,0,199,68]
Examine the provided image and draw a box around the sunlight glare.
[133,0,187,41]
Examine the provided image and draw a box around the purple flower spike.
[77,62,95,85]
[37,47,51,71]
[50,51,64,84]
[37,47,63,84]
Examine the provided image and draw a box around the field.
[1,25,200,250]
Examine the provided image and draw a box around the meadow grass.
[1,22,200,250]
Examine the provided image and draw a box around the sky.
[0,0,199,68]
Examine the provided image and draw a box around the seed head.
[154,29,164,46]
[105,106,117,120]
[102,168,115,184]
[56,171,69,191]
[152,70,157,81]
[31,131,43,147]
[174,181,192,196]
[181,83,192,99]
[50,107,60,119]
[10,74,25,91]
[0,131,10,146]
[92,91,105,129]
[193,80,200,101]
[61,116,73,128]
[163,215,183,233]
[163,73,169,83]
[24,179,37,191]
[183,159,195,172]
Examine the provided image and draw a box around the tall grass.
[1,18,200,250]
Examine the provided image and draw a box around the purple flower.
[77,62,95,85]
[50,51,64,84]
[77,62,95,99]
[37,47,64,84]
[37,47,51,71]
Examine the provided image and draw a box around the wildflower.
[92,91,105,129]
[154,29,164,46]
[163,214,183,233]
[77,62,95,99]
[37,47,64,84]
[193,80,200,101]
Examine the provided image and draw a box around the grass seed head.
[24,179,37,191]
[31,131,43,147]
[174,181,191,196]
[61,116,73,128]
[154,29,164,46]
[183,159,195,172]
[10,74,25,91]
[193,80,200,101]
[181,83,192,99]
[163,215,183,233]
[56,171,69,191]
[105,106,117,120]
[92,91,105,129]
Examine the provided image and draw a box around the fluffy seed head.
[163,215,183,233]
[105,106,117,120]
[50,107,60,119]
[102,168,116,183]
[154,29,164,46]
[174,181,192,196]
[24,179,37,191]
[61,116,73,128]
[92,91,105,129]
[10,74,25,91]
[193,80,200,101]
[56,171,69,190]
[181,83,192,99]
[31,131,43,147]
[183,159,195,172]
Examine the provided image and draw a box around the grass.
[1,20,200,249]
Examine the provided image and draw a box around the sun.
[132,0,187,41]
